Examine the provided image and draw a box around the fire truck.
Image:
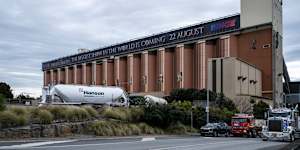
[231,114,260,137]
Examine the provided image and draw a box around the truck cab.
[231,114,257,137]
[262,107,299,142]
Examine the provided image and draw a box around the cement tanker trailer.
[40,84,129,106]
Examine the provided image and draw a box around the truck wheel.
[213,131,218,137]
[290,134,295,142]
[251,130,257,138]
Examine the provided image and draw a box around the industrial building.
[42,0,289,107]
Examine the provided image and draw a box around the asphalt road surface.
[0,136,288,150]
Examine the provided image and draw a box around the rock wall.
[0,121,94,139]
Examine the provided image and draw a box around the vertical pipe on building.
[92,61,97,85]
[102,59,108,86]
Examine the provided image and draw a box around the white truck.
[262,106,299,142]
[40,84,129,106]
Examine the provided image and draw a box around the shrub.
[168,88,217,103]
[66,106,90,122]
[129,96,146,106]
[137,123,155,134]
[253,101,269,119]
[171,101,192,111]
[129,107,144,122]
[100,107,134,122]
[166,122,187,134]
[0,111,19,128]
[0,94,6,111]
[143,104,188,128]
[83,106,98,118]
[89,120,114,136]
[31,109,53,124]
[46,106,68,121]
[9,106,27,116]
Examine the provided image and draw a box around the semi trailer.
[40,84,129,106]
[262,106,300,142]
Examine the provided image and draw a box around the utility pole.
[206,89,210,124]
[190,109,193,132]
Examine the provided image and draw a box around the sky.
[0,0,299,98]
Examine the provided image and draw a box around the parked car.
[200,122,230,137]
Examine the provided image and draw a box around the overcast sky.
[0,0,299,97]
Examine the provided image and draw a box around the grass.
[89,120,163,136]
[99,107,144,122]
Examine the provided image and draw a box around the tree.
[168,88,217,103]
[16,94,34,100]
[253,101,269,119]
[0,94,6,111]
[0,82,13,99]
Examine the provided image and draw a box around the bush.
[143,104,188,129]
[31,109,53,124]
[83,106,98,118]
[166,122,187,134]
[128,107,144,122]
[0,111,19,128]
[46,106,68,121]
[100,107,144,122]
[168,88,217,103]
[9,106,27,116]
[253,101,269,119]
[0,94,6,111]
[66,106,90,122]
[129,96,146,106]
[100,107,127,121]
[89,120,162,136]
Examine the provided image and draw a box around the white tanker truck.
[40,84,129,106]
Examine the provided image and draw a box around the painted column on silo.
[158,48,165,92]
[175,44,184,88]
[50,70,54,85]
[194,41,204,89]
[114,57,120,86]
[92,61,97,85]
[102,59,108,86]
[82,63,87,85]
[127,54,133,92]
[141,51,149,92]
[43,71,47,86]
[73,65,77,84]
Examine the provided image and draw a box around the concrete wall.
[241,0,272,28]
[208,57,262,100]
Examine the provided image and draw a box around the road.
[0,136,288,150]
